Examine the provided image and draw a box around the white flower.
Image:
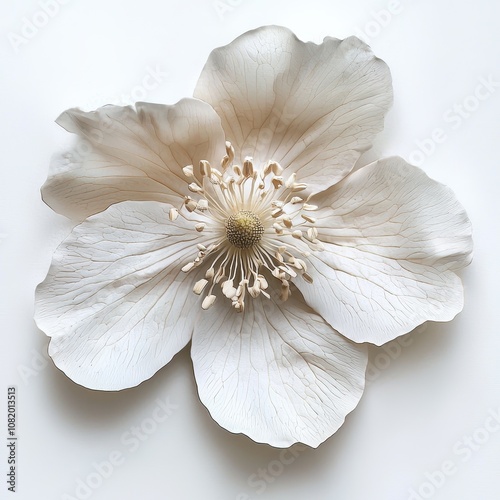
[35,26,472,448]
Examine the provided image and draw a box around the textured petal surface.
[35,201,209,390]
[191,286,367,448]
[291,157,472,345]
[311,157,473,270]
[42,99,226,220]
[194,25,393,192]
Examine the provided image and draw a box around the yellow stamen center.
[225,210,264,249]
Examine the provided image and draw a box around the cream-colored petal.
[289,157,472,345]
[42,99,226,220]
[311,157,473,271]
[191,285,367,448]
[194,25,393,192]
[35,201,211,390]
[292,185,468,345]
[293,243,465,346]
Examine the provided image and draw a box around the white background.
[1,1,499,499]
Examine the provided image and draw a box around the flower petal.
[291,157,472,345]
[35,201,208,390]
[194,25,393,192]
[191,285,367,448]
[295,246,465,346]
[42,99,226,220]
[311,157,473,270]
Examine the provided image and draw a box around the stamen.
[243,157,254,177]
[184,198,198,212]
[169,208,178,221]
[200,160,212,177]
[182,262,195,273]
[188,182,203,193]
[222,279,237,299]
[270,161,283,176]
[273,223,284,235]
[202,294,217,310]
[193,279,208,295]
[301,214,316,223]
[177,148,326,311]
[285,173,296,189]
[307,227,318,240]
[303,203,318,211]
[197,199,209,211]
[272,177,283,189]
[182,165,194,177]
[221,141,235,170]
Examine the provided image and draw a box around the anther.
[270,161,283,176]
[197,199,208,211]
[285,173,296,189]
[182,165,194,177]
[303,204,318,211]
[200,160,212,177]
[307,227,318,240]
[243,157,254,177]
[202,295,217,310]
[301,214,316,223]
[273,223,284,234]
[169,208,179,221]
[182,262,195,273]
[272,177,283,189]
[188,183,203,193]
[221,141,235,169]
[184,198,198,212]
[193,279,208,295]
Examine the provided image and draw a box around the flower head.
[35,26,472,448]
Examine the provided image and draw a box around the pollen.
[225,210,264,249]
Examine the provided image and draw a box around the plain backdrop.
[1,1,499,499]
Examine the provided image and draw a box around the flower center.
[225,210,264,248]
[176,142,323,312]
